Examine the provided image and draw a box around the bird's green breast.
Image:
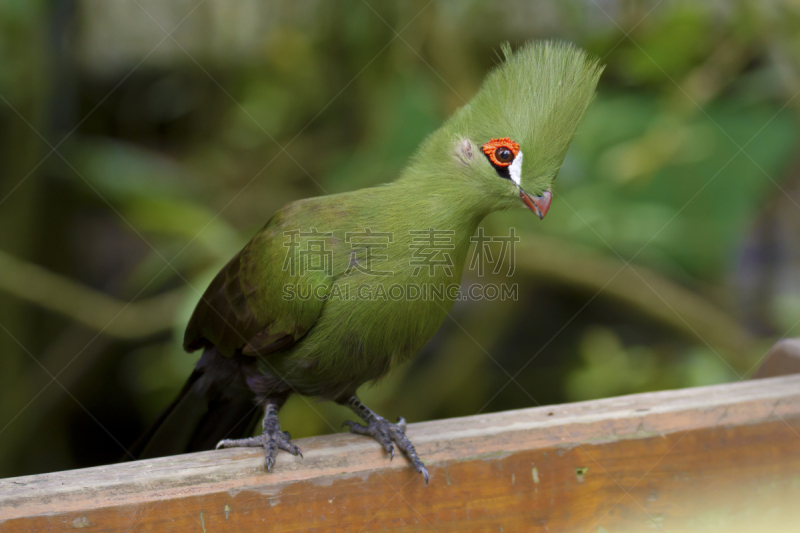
[246,180,484,397]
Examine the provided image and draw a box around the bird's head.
[410,41,603,219]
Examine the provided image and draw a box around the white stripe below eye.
[509,152,523,186]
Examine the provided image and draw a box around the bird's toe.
[418,464,430,485]
[276,433,303,458]
[377,431,395,457]
[343,420,372,436]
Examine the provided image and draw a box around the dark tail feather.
[127,351,262,460]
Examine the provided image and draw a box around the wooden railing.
[3,343,800,532]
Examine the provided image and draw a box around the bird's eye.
[495,147,513,163]
[481,137,519,168]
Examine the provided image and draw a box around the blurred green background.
[2,0,800,478]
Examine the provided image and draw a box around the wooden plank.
[752,338,800,378]
[3,375,800,532]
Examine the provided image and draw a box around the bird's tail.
[127,348,262,460]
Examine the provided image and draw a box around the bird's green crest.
[409,41,603,210]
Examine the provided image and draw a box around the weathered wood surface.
[752,337,800,379]
[3,375,800,532]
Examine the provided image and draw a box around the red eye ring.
[482,137,520,167]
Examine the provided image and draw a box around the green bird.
[130,41,603,483]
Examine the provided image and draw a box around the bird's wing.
[183,210,332,358]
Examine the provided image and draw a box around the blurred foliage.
[3,0,800,477]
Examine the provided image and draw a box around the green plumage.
[130,40,604,470]
[184,41,603,401]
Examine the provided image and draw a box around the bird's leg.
[341,395,429,484]
[216,397,302,471]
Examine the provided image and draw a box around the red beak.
[520,188,552,220]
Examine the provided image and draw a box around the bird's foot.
[216,400,301,471]
[343,415,429,484]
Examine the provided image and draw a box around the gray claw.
[216,426,303,472]
[419,465,429,485]
[343,414,427,482]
